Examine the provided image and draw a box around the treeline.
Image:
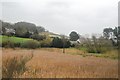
[76,26,120,53]
[0,20,46,39]
[103,27,120,46]
[1,36,71,49]
[0,20,120,54]
[0,20,72,48]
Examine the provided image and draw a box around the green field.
[0,35,34,44]
[0,35,118,59]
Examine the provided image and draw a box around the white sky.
[0,0,119,36]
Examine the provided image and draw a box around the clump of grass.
[2,53,33,78]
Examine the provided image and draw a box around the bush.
[81,36,113,53]
[14,43,21,47]
[51,37,71,48]
[51,37,63,48]
[2,40,15,48]
[21,40,39,49]
[2,54,33,78]
[30,34,46,41]
[39,37,52,47]
[64,40,71,48]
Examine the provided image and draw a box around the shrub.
[51,37,71,48]
[51,37,63,48]
[30,34,46,41]
[81,36,113,53]
[21,40,39,49]
[14,43,21,47]
[39,37,52,47]
[64,40,71,48]
[2,40,15,48]
[2,54,33,78]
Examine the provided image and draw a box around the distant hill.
[0,20,63,37]
[14,22,37,32]
[1,20,46,34]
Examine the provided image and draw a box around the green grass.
[81,49,118,59]
[0,35,33,44]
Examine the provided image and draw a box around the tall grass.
[2,53,33,78]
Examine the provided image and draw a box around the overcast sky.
[0,0,119,36]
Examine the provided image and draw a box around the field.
[0,35,34,44]
[2,48,118,78]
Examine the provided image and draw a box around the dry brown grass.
[2,48,118,78]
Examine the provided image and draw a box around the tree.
[24,30,32,38]
[51,37,71,48]
[118,26,120,39]
[14,22,37,33]
[113,27,118,38]
[1,21,14,35]
[2,27,6,35]
[36,26,45,33]
[30,34,46,41]
[69,31,79,41]
[52,37,63,48]
[103,27,119,47]
[113,26,120,46]
[103,28,113,39]
[15,27,27,37]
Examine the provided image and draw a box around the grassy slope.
[0,35,33,43]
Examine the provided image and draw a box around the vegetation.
[30,34,46,41]
[0,21,46,39]
[51,37,71,48]
[80,36,113,53]
[0,20,119,53]
[21,40,39,49]
[69,31,79,41]
[2,53,33,78]
[1,20,119,78]
[2,49,118,78]
[0,35,34,48]
[39,36,52,47]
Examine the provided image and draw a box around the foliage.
[1,21,46,38]
[103,27,119,47]
[14,22,37,33]
[15,27,32,38]
[51,37,63,48]
[80,36,113,53]
[103,28,113,39]
[2,54,33,78]
[36,26,45,33]
[69,31,79,41]
[30,34,46,41]
[51,37,71,48]
[2,39,15,48]
[5,32,14,37]
[39,37,52,47]
[21,40,39,49]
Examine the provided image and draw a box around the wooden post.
[62,35,65,53]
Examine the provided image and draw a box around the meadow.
[1,35,118,78]
[2,48,118,78]
[0,35,33,44]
